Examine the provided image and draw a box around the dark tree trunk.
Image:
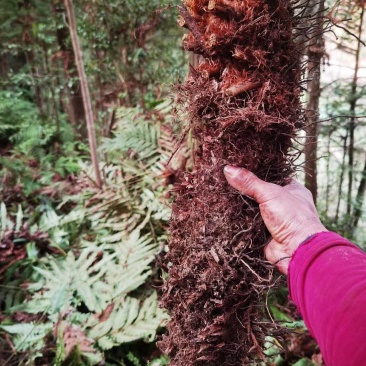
[325,127,334,216]
[159,1,303,364]
[20,0,45,116]
[52,2,86,132]
[43,43,61,149]
[304,0,325,204]
[0,54,9,79]
[26,49,45,116]
[335,130,349,223]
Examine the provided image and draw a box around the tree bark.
[64,0,102,188]
[304,0,325,204]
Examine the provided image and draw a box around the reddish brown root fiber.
[159,1,303,365]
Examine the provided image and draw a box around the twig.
[331,22,366,46]
[307,115,366,126]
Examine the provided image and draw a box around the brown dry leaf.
[58,321,94,359]
[96,302,115,323]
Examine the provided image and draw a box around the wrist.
[289,222,328,256]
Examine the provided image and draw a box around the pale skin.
[224,165,327,275]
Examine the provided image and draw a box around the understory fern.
[102,107,160,161]
[12,228,168,364]
[0,103,184,365]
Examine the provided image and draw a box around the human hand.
[224,166,327,274]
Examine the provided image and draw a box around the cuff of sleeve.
[287,231,356,311]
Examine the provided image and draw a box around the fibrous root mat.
[159,0,303,364]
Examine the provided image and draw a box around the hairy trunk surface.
[304,0,325,204]
[159,1,302,364]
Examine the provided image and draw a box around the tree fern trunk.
[160,1,302,364]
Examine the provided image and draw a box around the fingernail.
[224,165,241,177]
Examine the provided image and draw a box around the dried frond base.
[159,0,303,365]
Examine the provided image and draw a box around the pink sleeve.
[288,231,366,366]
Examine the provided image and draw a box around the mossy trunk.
[159,1,302,364]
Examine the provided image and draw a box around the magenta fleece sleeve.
[288,231,366,366]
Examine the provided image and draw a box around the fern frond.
[24,226,159,314]
[102,107,160,161]
[1,100,180,364]
[0,202,14,235]
[0,322,53,352]
[88,292,168,350]
[1,281,25,311]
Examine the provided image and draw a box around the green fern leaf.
[0,322,53,352]
[91,292,167,349]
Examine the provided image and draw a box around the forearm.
[288,232,366,366]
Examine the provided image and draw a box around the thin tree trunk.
[52,2,86,132]
[19,0,44,116]
[346,5,364,215]
[30,57,44,116]
[325,127,333,216]
[335,130,349,223]
[64,0,102,188]
[96,72,106,138]
[350,154,366,231]
[23,52,43,116]
[43,43,61,154]
[304,0,325,204]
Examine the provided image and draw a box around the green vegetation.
[0,101,179,365]
[0,1,185,364]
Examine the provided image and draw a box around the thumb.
[224,166,277,204]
